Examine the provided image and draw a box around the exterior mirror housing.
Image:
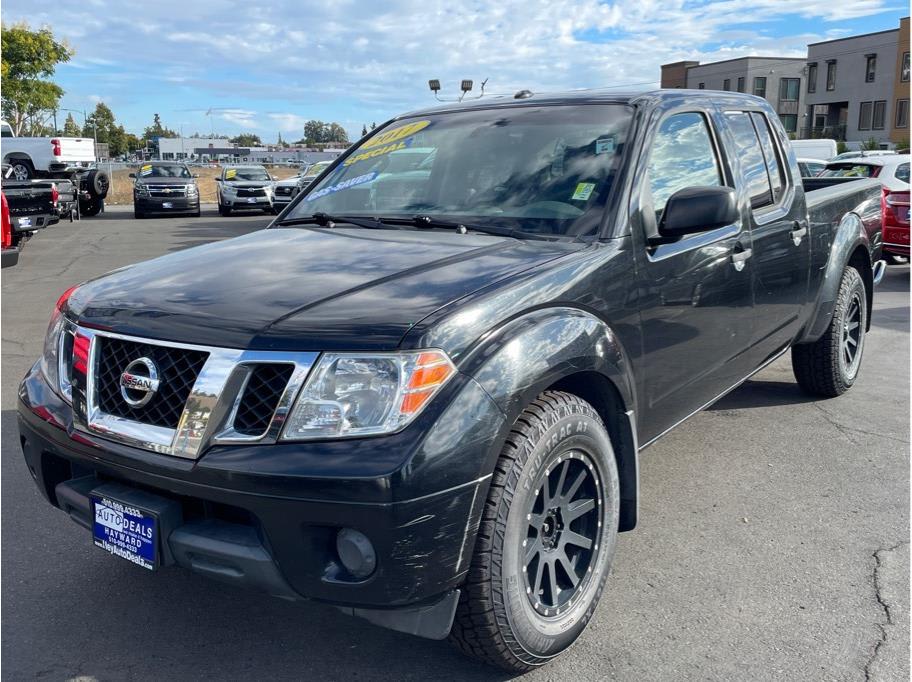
[658,186,739,239]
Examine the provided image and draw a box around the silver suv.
[216,164,275,216]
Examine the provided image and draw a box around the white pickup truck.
[1,120,109,216]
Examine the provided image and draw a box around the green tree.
[61,112,81,136]
[326,123,349,144]
[361,124,368,137]
[370,122,376,130]
[303,119,326,145]
[143,113,178,140]
[861,137,881,151]
[230,133,261,147]
[1,23,73,135]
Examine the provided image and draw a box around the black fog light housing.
[336,528,376,579]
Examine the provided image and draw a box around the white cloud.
[5,0,900,139]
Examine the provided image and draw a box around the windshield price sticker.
[572,182,596,201]
[224,168,237,180]
[343,119,431,167]
[92,496,156,570]
[139,164,153,176]
[595,137,616,154]
[306,171,378,202]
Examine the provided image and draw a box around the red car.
[819,157,910,263]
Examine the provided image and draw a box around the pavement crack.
[811,402,859,445]
[863,541,909,681]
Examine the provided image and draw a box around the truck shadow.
[707,380,817,411]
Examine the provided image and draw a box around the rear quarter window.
[724,112,773,209]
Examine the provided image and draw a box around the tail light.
[1,192,10,250]
[882,188,910,228]
[51,184,59,207]
[51,139,62,156]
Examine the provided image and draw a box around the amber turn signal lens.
[400,350,455,415]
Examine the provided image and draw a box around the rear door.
[719,109,810,364]
[631,108,756,443]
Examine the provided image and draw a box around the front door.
[632,110,756,444]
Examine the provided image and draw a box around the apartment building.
[660,57,808,134]
[805,18,909,146]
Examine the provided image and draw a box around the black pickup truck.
[18,90,884,672]
[1,166,72,254]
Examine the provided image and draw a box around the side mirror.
[658,186,739,239]
[128,173,136,178]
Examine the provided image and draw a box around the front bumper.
[134,196,200,214]
[17,363,504,634]
[222,195,273,209]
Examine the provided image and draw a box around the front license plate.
[247,197,257,203]
[17,217,32,228]
[91,495,157,570]
[162,201,173,209]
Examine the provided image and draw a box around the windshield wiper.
[395,215,557,241]
[274,213,396,230]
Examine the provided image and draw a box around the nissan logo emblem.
[119,357,160,407]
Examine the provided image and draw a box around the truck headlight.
[134,183,150,197]
[281,350,456,440]
[40,285,80,399]
[187,184,198,197]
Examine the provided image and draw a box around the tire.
[134,209,145,219]
[87,168,111,198]
[792,266,867,397]
[449,391,620,672]
[8,159,33,181]
[218,200,231,217]
[80,199,103,217]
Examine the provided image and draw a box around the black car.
[131,162,201,219]
[18,90,884,672]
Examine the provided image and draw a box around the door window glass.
[750,112,787,203]
[646,112,722,222]
[724,112,773,209]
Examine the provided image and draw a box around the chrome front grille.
[65,324,317,459]
[148,184,188,197]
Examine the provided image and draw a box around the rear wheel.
[8,159,33,181]
[80,199,103,217]
[792,266,867,397]
[449,391,619,672]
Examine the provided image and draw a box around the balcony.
[800,125,847,141]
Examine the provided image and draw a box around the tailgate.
[56,137,96,164]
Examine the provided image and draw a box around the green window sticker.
[572,182,596,201]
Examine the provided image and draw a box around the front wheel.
[792,265,867,397]
[449,391,619,672]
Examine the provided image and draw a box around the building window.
[753,76,767,98]
[859,101,873,130]
[826,61,837,91]
[807,63,817,93]
[698,82,705,89]
[779,78,800,102]
[902,52,910,83]
[865,54,877,83]
[872,100,886,130]
[737,76,745,93]
[723,78,731,91]
[897,99,910,128]
[779,113,798,133]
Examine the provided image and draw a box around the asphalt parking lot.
[1,206,909,681]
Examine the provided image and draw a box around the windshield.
[224,167,270,181]
[138,164,192,178]
[819,163,879,178]
[286,104,633,237]
[303,162,331,178]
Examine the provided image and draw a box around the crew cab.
[215,164,275,215]
[17,90,884,673]
[130,161,201,219]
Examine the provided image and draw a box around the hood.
[275,176,302,187]
[67,227,576,351]
[223,180,272,188]
[136,176,196,185]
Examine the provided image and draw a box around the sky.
[4,0,907,142]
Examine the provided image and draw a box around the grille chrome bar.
[70,324,318,460]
